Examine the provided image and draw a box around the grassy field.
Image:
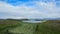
[36,20,60,34]
[0,19,22,34]
[0,20,60,34]
[9,23,37,34]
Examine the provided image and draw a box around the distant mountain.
[0,18,60,20]
[44,18,60,20]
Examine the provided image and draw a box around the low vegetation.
[0,19,60,34]
[36,20,60,34]
[0,19,22,34]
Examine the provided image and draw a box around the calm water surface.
[23,20,45,23]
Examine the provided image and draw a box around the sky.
[0,0,60,19]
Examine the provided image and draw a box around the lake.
[23,20,46,23]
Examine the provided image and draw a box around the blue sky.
[0,0,60,19]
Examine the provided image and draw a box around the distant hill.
[44,18,60,20]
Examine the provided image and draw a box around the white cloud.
[0,1,60,19]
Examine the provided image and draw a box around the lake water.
[23,20,45,23]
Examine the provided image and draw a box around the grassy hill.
[36,20,60,34]
[0,19,22,34]
[0,20,60,34]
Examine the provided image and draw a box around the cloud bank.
[0,0,60,19]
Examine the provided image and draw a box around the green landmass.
[0,19,60,34]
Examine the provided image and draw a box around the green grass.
[0,20,60,34]
[9,23,37,34]
[0,20,22,34]
[36,20,60,34]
